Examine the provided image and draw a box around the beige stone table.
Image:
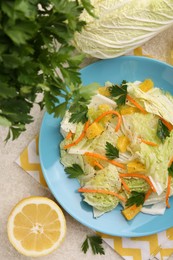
[1,25,173,260]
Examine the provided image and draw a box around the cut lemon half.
[7,196,66,257]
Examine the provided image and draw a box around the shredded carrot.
[130,204,138,211]
[93,161,104,170]
[145,188,153,201]
[139,138,158,147]
[66,131,73,140]
[169,157,173,167]
[84,152,126,169]
[119,173,156,192]
[120,178,131,193]
[160,117,173,131]
[78,187,126,202]
[92,110,122,132]
[126,95,146,114]
[166,175,172,208]
[64,120,90,149]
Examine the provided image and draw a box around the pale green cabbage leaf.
[127,82,173,125]
[74,0,173,58]
[82,164,121,212]
[137,131,173,191]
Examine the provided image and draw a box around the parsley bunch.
[0,0,93,140]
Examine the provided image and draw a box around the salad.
[59,79,173,220]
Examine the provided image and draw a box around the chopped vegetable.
[84,152,125,169]
[139,79,154,92]
[64,120,90,149]
[122,204,142,220]
[120,105,139,115]
[78,188,126,202]
[120,178,131,193]
[119,173,156,192]
[93,161,104,170]
[127,160,146,173]
[66,131,73,140]
[117,135,130,153]
[126,95,146,114]
[98,87,110,97]
[92,110,122,132]
[160,118,173,131]
[139,138,158,147]
[86,122,104,139]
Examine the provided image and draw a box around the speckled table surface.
[1,25,173,260]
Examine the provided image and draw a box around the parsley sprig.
[0,0,94,140]
[81,235,105,255]
[126,191,145,207]
[69,82,100,123]
[69,98,89,124]
[109,80,128,106]
[157,119,170,143]
[65,164,84,178]
[105,142,119,160]
[168,162,173,177]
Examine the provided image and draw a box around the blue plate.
[39,56,173,237]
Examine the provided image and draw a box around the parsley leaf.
[168,162,173,177]
[65,164,84,178]
[69,100,88,124]
[81,236,89,253]
[126,191,145,207]
[105,142,119,160]
[81,235,105,255]
[157,119,170,143]
[109,80,128,106]
[69,82,100,124]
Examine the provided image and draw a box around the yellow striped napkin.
[15,48,173,260]
[15,132,173,260]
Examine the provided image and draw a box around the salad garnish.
[105,142,119,160]
[125,191,145,207]
[157,119,170,142]
[65,164,84,178]
[109,80,128,106]
[81,235,105,255]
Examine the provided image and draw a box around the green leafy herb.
[0,0,93,140]
[81,235,105,255]
[105,142,119,159]
[157,119,170,143]
[81,0,96,17]
[65,164,84,178]
[69,82,100,123]
[69,99,89,123]
[109,80,128,106]
[126,191,145,207]
[168,162,173,177]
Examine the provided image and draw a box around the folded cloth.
[15,135,173,260]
